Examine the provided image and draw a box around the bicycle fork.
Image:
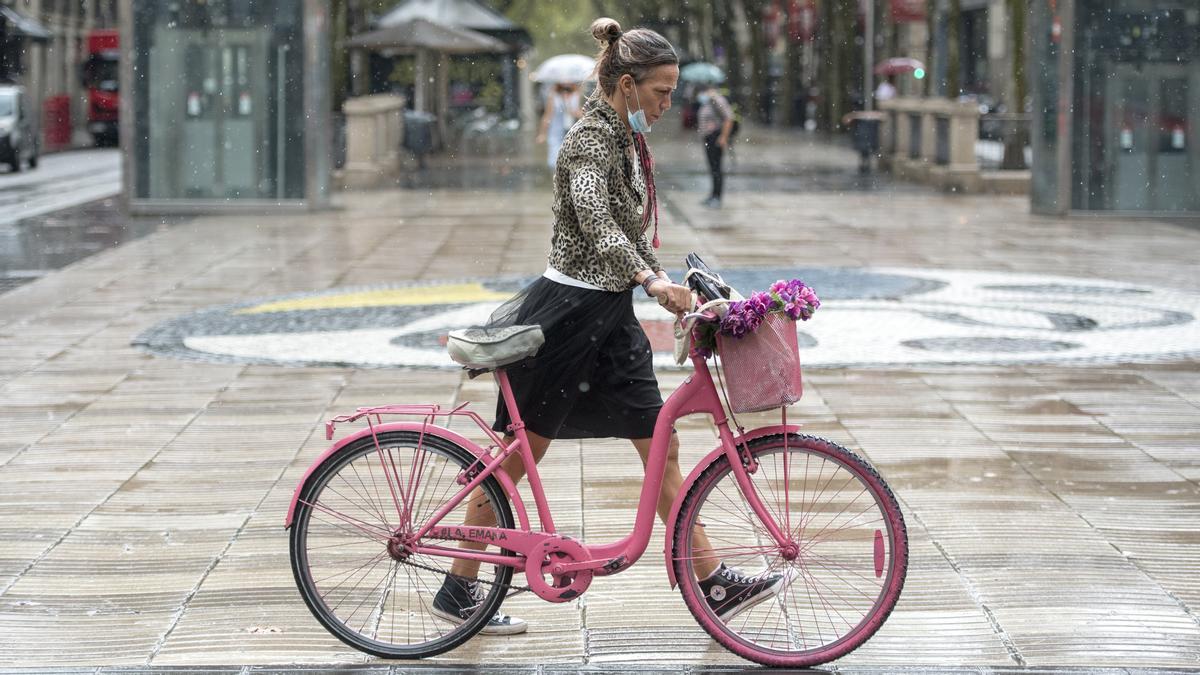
[713,420,802,560]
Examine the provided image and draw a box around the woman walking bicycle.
[286,16,906,667]
[430,17,789,634]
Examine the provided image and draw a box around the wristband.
[641,277,663,297]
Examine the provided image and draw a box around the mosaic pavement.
[133,267,1200,370]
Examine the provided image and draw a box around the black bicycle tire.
[290,430,516,659]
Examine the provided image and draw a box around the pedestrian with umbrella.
[533,54,593,169]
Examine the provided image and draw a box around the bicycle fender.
[663,424,802,589]
[284,421,529,530]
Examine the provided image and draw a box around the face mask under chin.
[625,85,652,134]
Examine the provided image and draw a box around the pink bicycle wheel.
[672,434,907,667]
[289,431,514,658]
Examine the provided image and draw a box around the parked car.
[0,85,39,172]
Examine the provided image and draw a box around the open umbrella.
[531,54,595,83]
[874,57,925,76]
[679,62,725,84]
[345,18,508,53]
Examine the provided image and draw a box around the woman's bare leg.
[448,430,552,579]
[632,432,719,580]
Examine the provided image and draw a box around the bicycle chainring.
[524,537,593,602]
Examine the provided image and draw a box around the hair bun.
[590,17,622,44]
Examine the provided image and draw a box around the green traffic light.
[913,68,925,79]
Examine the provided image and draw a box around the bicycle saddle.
[447,324,544,370]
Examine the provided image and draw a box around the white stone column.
[414,48,429,113]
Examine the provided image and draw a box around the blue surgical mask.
[626,85,652,134]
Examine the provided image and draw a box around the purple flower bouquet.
[694,279,820,357]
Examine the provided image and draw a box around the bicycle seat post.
[494,369,557,534]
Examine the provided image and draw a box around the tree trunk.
[700,2,715,63]
[946,0,962,97]
[818,0,834,128]
[780,2,802,126]
[743,0,770,123]
[925,0,935,97]
[1008,0,1026,109]
[1002,0,1029,169]
[683,2,705,62]
[718,0,744,109]
[822,0,857,129]
[331,0,348,111]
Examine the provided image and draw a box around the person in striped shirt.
[696,84,734,208]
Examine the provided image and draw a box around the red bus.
[81,29,119,146]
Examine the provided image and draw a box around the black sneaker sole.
[430,606,528,635]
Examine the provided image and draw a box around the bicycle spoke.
[344,461,394,531]
[802,550,888,595]
[306,506,391,543]
[797,500,882,555]
[794,478,867,542]
[312,552,393,585]
[323,550,390,613]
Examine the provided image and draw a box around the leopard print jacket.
[547,98,662,292]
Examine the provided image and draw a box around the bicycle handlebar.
[682,309,720,324]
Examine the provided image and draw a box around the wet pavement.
[0,150,181,295]
[0,122,1198,671]
[0,198,183,294]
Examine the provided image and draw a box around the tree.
[780,1,805,127]
[1002,0,1029,169]
[925,0,935,97]
[469,0,870,132]
[946,0,962,97]
[1007,0,1026,109]
[818,0,858,129]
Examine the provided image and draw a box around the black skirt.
[488,277,663,440]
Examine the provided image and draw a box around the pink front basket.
[716,313,803,413]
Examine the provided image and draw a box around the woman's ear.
[618,74,634,96]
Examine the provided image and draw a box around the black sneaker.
[431,574,527,635]
[698,563,793,622]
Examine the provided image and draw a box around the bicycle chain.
[396,556,532,598]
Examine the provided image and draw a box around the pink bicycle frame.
[286,351,799,600]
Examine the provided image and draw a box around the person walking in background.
[536,82,583,170]
[696,83,734,208]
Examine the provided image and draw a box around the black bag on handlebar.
[684,253,737,303]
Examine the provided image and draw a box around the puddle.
[0,197,188,295]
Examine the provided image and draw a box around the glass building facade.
[1032,1,1200,215]
[121,0,330,212]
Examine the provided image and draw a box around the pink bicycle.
[285,266,908,667]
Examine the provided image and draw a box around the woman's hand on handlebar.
[648,280,695,315]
